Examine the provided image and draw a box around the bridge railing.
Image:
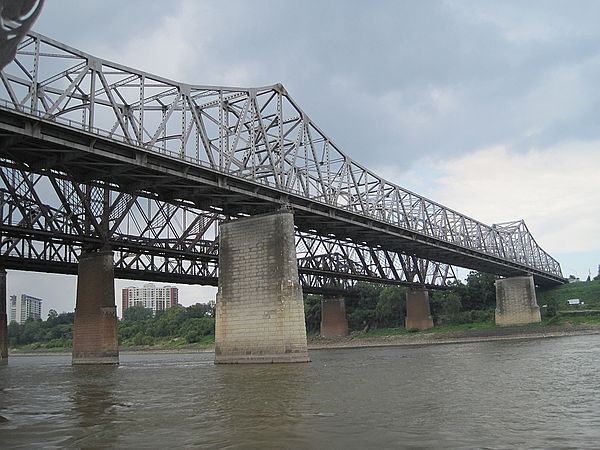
[0,32,563,278]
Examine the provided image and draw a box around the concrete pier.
[405,288,434,330]
[72,249,119,365]
[215,211,309,364]
[320,296,348,338]
[495,275,541,326]
[0,268,7,364]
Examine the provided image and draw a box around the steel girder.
[0,163,456,292]
[0,31,564,285]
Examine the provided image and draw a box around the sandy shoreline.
[7,324,600,357]
[307,324,600,350]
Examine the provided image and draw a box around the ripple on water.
[1,337,600,448]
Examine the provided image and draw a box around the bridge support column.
[405,288,434,330]
[215,211,309,364]
[320,296,348,338]
[1,268,7,365]
[72,249,118,365]
[495,275,541,326]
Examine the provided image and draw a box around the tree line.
[305,271,497,333]
[8,271,501,348]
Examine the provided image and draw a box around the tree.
[375,286,406,328]
[47,309,58,322]
[185,303,213,319]
[181,317,214,343]
[430,290,462,323]
[303,294,322,333]
[461,272,496,310]
[123,305,153,322]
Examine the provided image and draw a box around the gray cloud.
[34,1,600,168]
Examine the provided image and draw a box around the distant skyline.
[5,0,600,317]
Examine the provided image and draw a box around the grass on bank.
[349,313,600,340]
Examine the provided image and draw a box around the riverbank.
[7,322,600,356]
[308,323,600,350]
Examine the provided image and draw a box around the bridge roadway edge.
[0,107,565,287]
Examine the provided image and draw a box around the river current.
[1,335,599,449]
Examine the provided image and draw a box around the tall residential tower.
[9,294,43,324]
[121,284,178,316]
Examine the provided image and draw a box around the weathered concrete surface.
[72,250,119,364]
[495,275,541,326]
[215,211,309,363]
[405,289,434,330]
[320,297,348,338]
[0,268,7,364]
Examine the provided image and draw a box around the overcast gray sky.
[6,0,600,317]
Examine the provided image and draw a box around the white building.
[121,283,178,316]
[9,294,43,324]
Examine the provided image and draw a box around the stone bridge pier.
[215,211,309,363]
[72,249,119,365]
[320,296,349,338]
[1,268,7,364]
[215,210,309,363]
[495,275,541,326]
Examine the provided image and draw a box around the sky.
[5,0,600,318]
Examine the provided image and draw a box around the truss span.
[0,31,564,286]
[0,164,456,291]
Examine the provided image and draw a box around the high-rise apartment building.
[121,283,178,315]
[9,294,43,324]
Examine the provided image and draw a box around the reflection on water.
[209,364,310,448]
[1,336,600,448]
[68,365,119,448]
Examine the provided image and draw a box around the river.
[1,335,599,449]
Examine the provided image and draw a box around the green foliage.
[303,294,322,333]
[181,317,215,343]
[375,286,406,328]
[461,272,496,311]
[119,303,215,347]
[9,302,216,350]
[537,279,600,309]
[344,283,406,331]
[430,290,462,324]
[7,311,74,348]
[123,304,154,322]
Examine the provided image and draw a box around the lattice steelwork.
[0,164,456,291]
[0,31,564,286]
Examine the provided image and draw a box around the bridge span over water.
[0,30,564,364]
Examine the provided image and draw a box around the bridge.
[0,28,564,364]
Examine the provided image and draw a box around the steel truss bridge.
[0,31,564,294]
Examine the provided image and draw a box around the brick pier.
[215,211,309,363]
[320,296,348,338]
[72,249,119,364]
[405,288,434,330]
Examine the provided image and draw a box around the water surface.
[1,335,599,448]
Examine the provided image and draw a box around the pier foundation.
[0,268,7,364]
[320,296,348,338]
[495,275,541,326]
[215,211,309,363]
[72,249,118,365]
[405,288,434,330]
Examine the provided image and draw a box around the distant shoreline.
[307,323,600,350]
[7,323,600,357]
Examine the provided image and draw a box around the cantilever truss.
[0,164,456,291]
[0,31,563,284]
